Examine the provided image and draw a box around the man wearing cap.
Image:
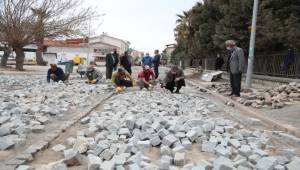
[111,68,134,88]
[47,64,69,83]
[161,66,185,93]
[137,65,155,89]
[85,65,103,84]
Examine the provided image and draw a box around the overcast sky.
[85,0,199,54]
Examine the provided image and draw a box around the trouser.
[230,73,242,96]
[154,65,159,79]
[116,79,133,87]
[137,80,155,89]
[106,67,113,79]
[165,79,185,93]
[79,71,85,78]
[50,73,69,82]
[113,65,118,71]
[124,66,132,75]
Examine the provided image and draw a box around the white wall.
[46,46,94,62]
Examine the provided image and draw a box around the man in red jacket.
[137,65,155,89]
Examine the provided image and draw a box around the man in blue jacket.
[47,64,69,83]
[142,53,152,67]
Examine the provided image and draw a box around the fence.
[191,52,300,79]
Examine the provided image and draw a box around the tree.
[0,0,95,70]
[173,0,300,62]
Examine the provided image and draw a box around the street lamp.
[246,0,259,88]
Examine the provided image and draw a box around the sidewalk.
[185,70,300,136]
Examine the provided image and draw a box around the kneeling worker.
[137,65,155,89]
[47,64,69,83]
[112,68,134,92]
[85,65,103,84]
[162,66,185,93]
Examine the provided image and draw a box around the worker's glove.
[91,79,97,84]
[132,81,137,86]
[115,87,125,93]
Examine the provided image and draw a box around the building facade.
[44,33,130,65]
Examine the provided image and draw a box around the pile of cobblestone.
[0,75,111,151]
[30,90,300,170]
[208,82,300,109]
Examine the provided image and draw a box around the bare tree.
[31,0,94,65]
[0,0,95,70]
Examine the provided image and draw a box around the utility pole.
[246,0,259,88]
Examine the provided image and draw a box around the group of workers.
[47,49,186,94]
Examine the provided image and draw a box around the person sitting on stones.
[161,65,185,93]
[47,64,69,83]
[85,65,103,84]
[112,67,134,89]
[137,65,155,90]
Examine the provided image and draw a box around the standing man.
[105,49,115,79]
[120,51,132,75]
[152,50,161,79]
[225,40,245,97]
[161,66,185,93]
[113,49,119,71]
[142,53,152,67]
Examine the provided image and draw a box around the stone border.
[4,92,114,169]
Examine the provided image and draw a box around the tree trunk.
[36,40,46,65]
[15,47,25,71]
[1,47,10,67]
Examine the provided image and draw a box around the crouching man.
[161,66,185,93]
[85,65,103,84]
[112,68,134,92]
[137,65,155,90]
[47,64,69,83]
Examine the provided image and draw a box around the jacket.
[229,47,245,74]
[47,67,65,83]
[152,54,161,67]
[106,53,114,67]
[86,69,103,82]
[163,68,184,85]
[120,55,131,69]
[113,53,119,67]
[111,71,133,86]
[142,56,152,66]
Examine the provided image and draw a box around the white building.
[45,33,130,65]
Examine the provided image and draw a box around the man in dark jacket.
[113,49,119,71]
[47,64,69,83]
[225,40,245,97]
[152,50,161,79]
[120,51,132,75]
[106,50,115,79]
[161,66,185,93]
